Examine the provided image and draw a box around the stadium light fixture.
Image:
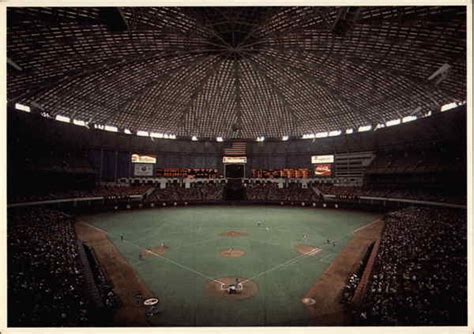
[191,136,198,141]
[150,132,162,138]
[440,102,458,112]
[256,136,265,142]
[282,136,289,141]
[386,119,401,127]
[137,130,149,137]
[402,116,417,123]
[302,133,315,139]
[15,103,30,112]
[94,124,104,130]
[216,137,223,142]
[329,130,341,137]
[104,125,118,132]
[124,129,132,134]
[55,115,70,123]
[315,131,328,138]
[345,128,354,134]
[73,119,87,127]
[358,125,372,132]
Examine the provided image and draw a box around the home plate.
[301,297,316,306]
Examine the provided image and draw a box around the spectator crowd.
[341,242,375,305]
[8,208,92,326]
[316,184,466,204]
[146,182,224,203]
[10,180,466,206]
[10,185,150,204]
[245,182,321,202]
[83,244,121,311]
[357,207,467,325]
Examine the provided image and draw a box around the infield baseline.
[80,222,226,285]
[79,220,359,290]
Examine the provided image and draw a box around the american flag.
[223,141,246,156]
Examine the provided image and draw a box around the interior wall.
[7,106,466,182]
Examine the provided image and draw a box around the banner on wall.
[223,156,247,164]
[134,163,154,176]
[131,154,157,164]
[311,155,334,164]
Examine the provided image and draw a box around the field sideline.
[78,206,381,326]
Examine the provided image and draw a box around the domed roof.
[7,6,466,139]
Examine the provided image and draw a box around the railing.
[7,194,143,208]
[76,240,104,308]
[7,193,466,211]
[323,194,466,209]
[350,238,382,306]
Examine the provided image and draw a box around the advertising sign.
[134,163,154,176]
[311,155,334,164]
[131,154,156,164]
[223,156,247,164]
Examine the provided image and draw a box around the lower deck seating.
[8,207,120,326]
[356,207,467,325]
[145,182,224,202]
[8,208,91,326]
[245,182,320,202]
[316,184,465,204]
[10,185,150,204]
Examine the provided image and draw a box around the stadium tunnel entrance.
[224,179,246,201]
[223,164,246,200]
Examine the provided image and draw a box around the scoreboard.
[131,154,156,177]
[311,155,334,177]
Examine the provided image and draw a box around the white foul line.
[79,222,225,285]
[81,217,369,288]
[240,226,361,284]
[241,248,322,284]
[353,219,380,234]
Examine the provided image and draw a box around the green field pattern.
[82,206,379,326]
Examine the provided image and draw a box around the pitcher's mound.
[141,245,169,258]
[295,244,321,256]
[219,248,246,258]
[220,231,248,238]
[206,277,258,300]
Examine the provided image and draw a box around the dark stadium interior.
[6,5,468,328]
[8,105,467,205]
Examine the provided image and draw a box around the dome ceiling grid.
[241,53,340,133]
[238,59,294,137]
[122,55,222,132]
[7,6,466,138]
[184,59,237,137]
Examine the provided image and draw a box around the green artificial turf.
[81,205,379,326]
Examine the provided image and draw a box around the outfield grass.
[81,206,380,326]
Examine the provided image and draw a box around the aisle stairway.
[224,179,245,200]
